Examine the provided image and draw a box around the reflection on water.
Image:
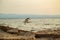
[0,19,60,32]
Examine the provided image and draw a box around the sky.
[0,0,60,15]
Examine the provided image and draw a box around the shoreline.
[0,25,60,40]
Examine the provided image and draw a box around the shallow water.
[0,19,60,32]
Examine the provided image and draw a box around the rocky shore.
[0,25,60,40]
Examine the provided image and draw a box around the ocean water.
[0,18,60,32]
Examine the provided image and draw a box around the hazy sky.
[0,0,60,15]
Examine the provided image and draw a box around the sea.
[0,18,60,32]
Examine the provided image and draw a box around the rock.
[7,28,18,34]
